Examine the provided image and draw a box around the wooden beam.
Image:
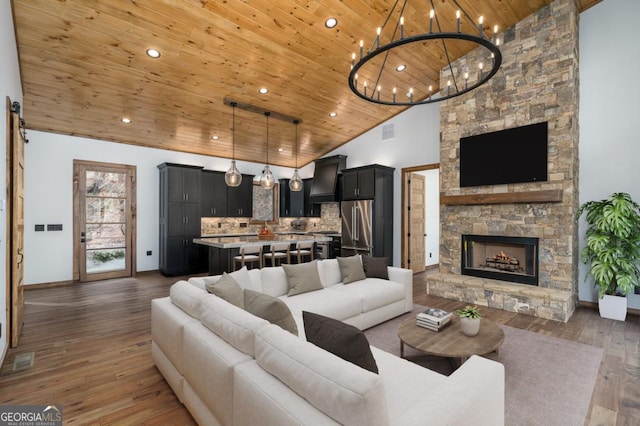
[440,189,563,205]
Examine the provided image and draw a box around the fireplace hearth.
[461,235,539,285]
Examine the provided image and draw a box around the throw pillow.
[205,272,244,309]
[244,289,298,336]
[303,311,378,374]
[337,255,366,284]
[361,256,389,280]
[282,260,323,296]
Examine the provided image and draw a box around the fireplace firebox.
[461,235,539,286]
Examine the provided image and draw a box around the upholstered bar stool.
[233,245,263,270]
[263,242,291,267]
[290,241,314,263]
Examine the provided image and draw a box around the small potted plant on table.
[577,192,640,321]
[456,305,481,337]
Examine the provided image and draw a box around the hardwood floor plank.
[0,270,638,425]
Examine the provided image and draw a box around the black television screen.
[459,121,548,187]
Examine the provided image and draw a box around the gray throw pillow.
[205,272,244,309]
[303,311,378,374]
[244,289,298,336]
[283,260,323,296]
[361,256,389,280]
[337,255,366,284]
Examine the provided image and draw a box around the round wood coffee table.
[398,316,505,367]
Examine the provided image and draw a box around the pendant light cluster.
[260,112,275,189]
[224,102,242,187]
[289,119,303,192]
[222,99,303,190]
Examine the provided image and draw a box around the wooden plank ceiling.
[11,0,600,168]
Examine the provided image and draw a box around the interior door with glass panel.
[74,161,136,282]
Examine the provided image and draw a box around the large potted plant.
[577,192,640,321]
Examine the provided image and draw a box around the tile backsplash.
[201,202,341,235]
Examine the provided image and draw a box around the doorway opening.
[401,164,439,273]
[73,160,136,282]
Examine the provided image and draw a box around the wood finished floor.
[0,270,638,425]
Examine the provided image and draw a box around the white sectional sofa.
[151,258,505,425]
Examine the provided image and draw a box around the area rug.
[364,307,604,426]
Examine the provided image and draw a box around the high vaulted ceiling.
[11,0,599,168]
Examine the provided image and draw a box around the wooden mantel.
[440,189,563,206]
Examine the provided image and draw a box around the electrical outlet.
[146,251,152,256]
[217,223,222,228]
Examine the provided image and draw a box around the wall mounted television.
[459,121,548,187]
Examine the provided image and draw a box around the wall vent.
[382,123,395,140]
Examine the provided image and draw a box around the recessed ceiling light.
[278,147,284,152]
[258,87,269,94]
[121,117,131,124]
[329,112,337,117]
[146,48,161,58]
[325,17,338,28]
[396,64,406,72]
[211,135,219,140]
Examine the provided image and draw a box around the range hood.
[309,155,347,203]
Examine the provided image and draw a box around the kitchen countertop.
[194,234,332,249]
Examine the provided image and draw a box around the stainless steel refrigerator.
[341,200,373,256]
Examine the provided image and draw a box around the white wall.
[24,131,301,285]
[579,0,640,308]
[1,0,24,360]
[414,169,440,266]
[325,104,441,265]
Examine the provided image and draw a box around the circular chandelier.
[348,0,502,106]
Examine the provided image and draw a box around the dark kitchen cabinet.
[158,163,204,276]
[303,178,321,217]
[201,170,227,217]
[342,167,376,200]
[227,174,253,217]
[279,179,305,217]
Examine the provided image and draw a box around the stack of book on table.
[416,307,453,331]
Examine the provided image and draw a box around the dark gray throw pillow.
[361,256,389,280]
[303,311,378,374]
[205,272,244,309]
[244,289,298,336]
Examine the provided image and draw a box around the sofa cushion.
[361,256,389,280]
[259,266,289,297]
[280,288,361,321]
[255,324,389,426]
[303,311,378,374]
[244,289,298,336]
[170,280,205,319]
[199,294,269,356]
[283,260,324,296]
[337,255,367,284]
[330,278,406,312]
[205,272,244,308]
[318,258,342,287]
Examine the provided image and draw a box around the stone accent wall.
[427,0,580,321]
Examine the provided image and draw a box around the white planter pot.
[598,294,627,321]
[459,317,481,336]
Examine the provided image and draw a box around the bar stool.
[291,241,314,263]
[263,242,291,267]
[233,245,263,270]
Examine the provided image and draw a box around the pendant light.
[289,119,303,192]
[224,102,242,187]
[260,112,275,189]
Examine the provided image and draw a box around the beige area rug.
[364,307,604,426]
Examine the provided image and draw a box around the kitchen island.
[194,234,331,274]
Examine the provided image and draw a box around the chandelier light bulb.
[261,165,275,189]
[289,169,303,192]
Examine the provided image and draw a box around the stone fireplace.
[426,0,579,322]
